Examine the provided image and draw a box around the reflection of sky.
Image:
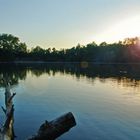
[7,71,140,140]
[1,0,140,48]
[1,64,140,139]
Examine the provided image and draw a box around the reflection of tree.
[29,63,140,89]
[1,63,140,89]
[116,77,140,88]
[0,64,27,87]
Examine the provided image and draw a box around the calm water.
[0,63,140,140]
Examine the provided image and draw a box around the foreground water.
[0,63,140,140]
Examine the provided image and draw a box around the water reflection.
[0,63,140,140]
[0,78,76,140]
[0,65,27,87]
[0,63,140,89]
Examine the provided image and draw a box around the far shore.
[1,61,140,65]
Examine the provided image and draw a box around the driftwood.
[0,79,76,140]
[28,112,76,140]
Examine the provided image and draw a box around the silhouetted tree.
[1,33,140,63]
[0,34,27,61]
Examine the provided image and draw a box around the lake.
[0,63,140,140]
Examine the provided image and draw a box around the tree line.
[0,33,140,63]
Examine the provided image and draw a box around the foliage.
[0,33,140,63]
[0,34,27,61]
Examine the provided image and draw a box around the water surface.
[0,63,140,140]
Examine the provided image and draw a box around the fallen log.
[28,112,76,140]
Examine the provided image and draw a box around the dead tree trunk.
[28,112,76,140]
[0,81,16,140]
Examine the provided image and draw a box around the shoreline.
[0,61,140,65]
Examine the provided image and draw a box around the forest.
[0,33,140,63]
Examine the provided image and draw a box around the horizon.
[1,0,140,49]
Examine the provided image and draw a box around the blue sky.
[0,0,140,49]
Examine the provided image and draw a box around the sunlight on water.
[0,63,140,140]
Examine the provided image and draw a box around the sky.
[0,0,140,49]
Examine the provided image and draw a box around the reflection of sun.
[94,16,140,43]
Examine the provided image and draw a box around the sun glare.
[94,16,140,44]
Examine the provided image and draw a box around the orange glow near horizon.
[92,16,140,44]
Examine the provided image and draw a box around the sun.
[94,16,140,44]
